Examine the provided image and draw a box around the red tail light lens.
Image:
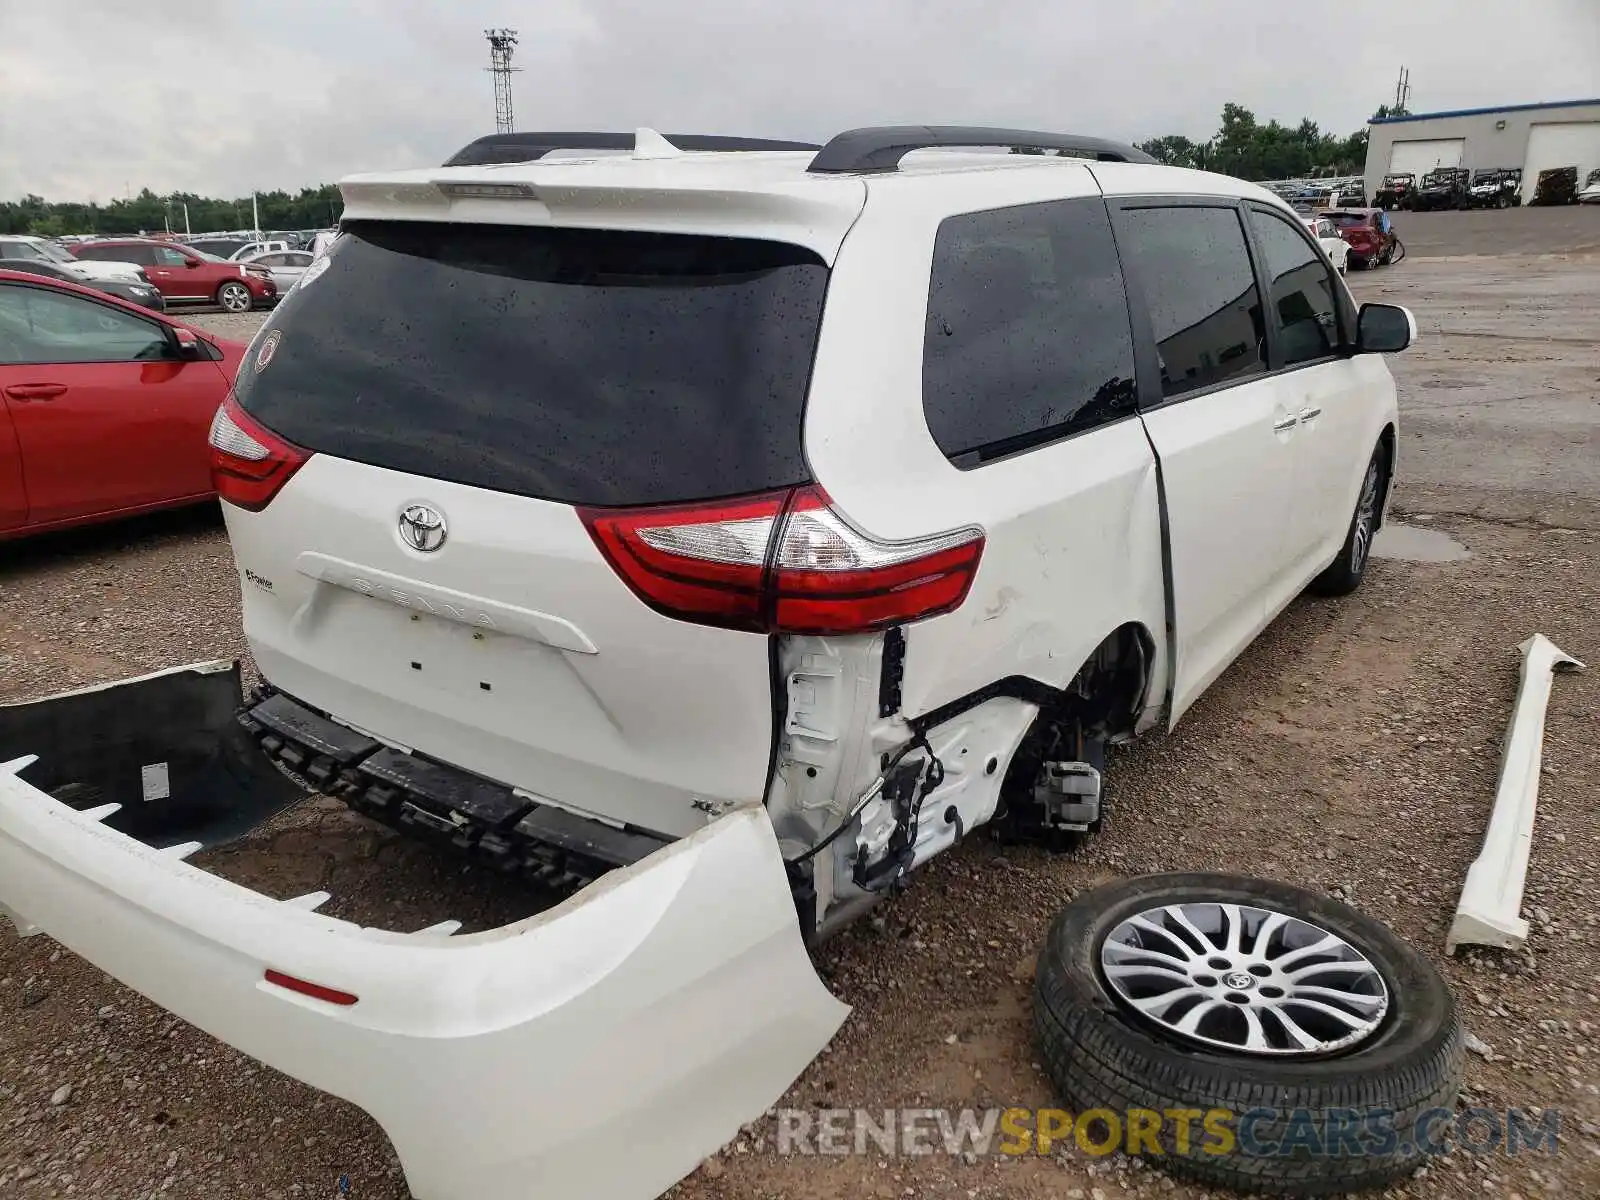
[580,485,984,635]
[208,396,310,511]
[263,969,358,1006]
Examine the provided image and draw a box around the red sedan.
[71,239,277,313]
[0,268,247,540]
[1316,208,1403,270]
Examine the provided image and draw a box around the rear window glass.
[922,197,1137,465]
[235,221,829,507]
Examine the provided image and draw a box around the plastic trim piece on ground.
[1445,634,1584,955]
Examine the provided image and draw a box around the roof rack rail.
[443,132,822,167]
[806,126,1158,174]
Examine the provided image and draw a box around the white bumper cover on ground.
[0,761,848,1200]
[1445,634,1584,955]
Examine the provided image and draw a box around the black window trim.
[923,194,1143,471]
[1241,201,1355,373]
[0,280,182,366]
[1107,194,1362,413]
[1106,195,1269,414]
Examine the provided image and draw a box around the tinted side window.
[1114,206,1264,400]
[0,284,170,364]
[923,197,1136,465]
[92,245,154,266]
[1248,208,1342,367]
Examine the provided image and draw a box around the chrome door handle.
[1299,406,1323,421]
[1272,414,1299,432]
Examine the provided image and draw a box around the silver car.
[240,249,314,291]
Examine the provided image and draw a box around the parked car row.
[179,228,332,258]
[1264,175,1367,210]
[0,236,150,296]
[71,239,279,312]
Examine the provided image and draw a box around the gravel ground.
[2,219,1597,1200]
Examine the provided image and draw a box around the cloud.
[1,0,1596,200]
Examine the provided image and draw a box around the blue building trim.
[1371,99,1600,125]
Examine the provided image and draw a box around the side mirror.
[185,257,203,268]
[1357,303,1416,354]
[171,326,204,360]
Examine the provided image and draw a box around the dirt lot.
[2,207,1597,1200]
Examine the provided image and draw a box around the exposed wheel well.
[991,622,1155,836]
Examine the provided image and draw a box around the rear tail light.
[208,396,310,511]
[580,485,984,635]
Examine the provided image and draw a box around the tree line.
[6,101,1409,237]
[0,185,344,237]
[1020,101,1409,180]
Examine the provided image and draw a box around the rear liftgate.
[0,661,848,1200]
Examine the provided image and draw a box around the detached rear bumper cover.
[0,757,847,1200]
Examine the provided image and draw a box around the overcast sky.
[2,0,1597,201]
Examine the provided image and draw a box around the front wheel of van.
[1309,445,1385,597]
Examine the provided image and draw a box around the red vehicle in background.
[70,238,277,313]
[1316,208,1404,270]
[0,268,247,539]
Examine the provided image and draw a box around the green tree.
[1,184,344,236]
[1135,135,1200,168]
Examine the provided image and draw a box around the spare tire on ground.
[1033,872,1464,1196]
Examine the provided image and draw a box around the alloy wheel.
[1350,459,1381,574]
[1100,900,1389,1056]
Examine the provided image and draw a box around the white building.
[1363,98,1600,200]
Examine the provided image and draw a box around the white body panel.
[1446,636,1584,954]
[1137,377,1298,721]
[1090,165,1399,721]
[1279,354,1397,591]
[0,765,846,1200]
[226,455,777,839]
[1388,138,1466,176]
[804,162,1169,721]
[1522,122,1600,194]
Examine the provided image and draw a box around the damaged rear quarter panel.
[800,172,1168,724]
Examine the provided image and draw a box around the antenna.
[485,28,520,135]
[1393,66,1411,114]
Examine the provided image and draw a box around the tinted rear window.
[235,221,829,507]
[922,197,1137,466]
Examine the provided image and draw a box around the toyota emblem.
[398,504,447,552]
